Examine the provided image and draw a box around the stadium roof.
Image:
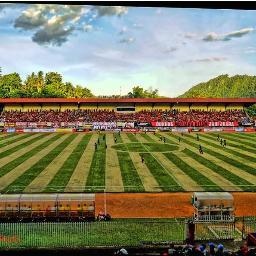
[0,98,256,104]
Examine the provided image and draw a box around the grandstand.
[0,97,256,112]
[0,98,255,130]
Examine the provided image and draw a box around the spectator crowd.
[0,109,251,127]
[160,242,256,256]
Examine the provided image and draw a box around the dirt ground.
[95,192,256,218]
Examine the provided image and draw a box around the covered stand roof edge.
[0,98,256,104]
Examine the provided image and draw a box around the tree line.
[180,74,256,98]
[0,68,160,98]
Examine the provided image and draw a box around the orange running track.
[95,192,256,218]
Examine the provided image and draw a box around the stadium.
[0,96,256,255]
[1,2,256,256]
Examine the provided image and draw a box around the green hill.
[179,74,256,98]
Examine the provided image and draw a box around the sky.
[1,4,256,97]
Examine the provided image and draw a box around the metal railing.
[0,219,186,249]
[0,217,255,248]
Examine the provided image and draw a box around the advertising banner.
[15,122,27,127]
[5,123,15,127]
[56,128,74,133]
[6,128,16,133]
[0,122,4,127]
[175,128,189,132]
[244,128,256,132]
[122,128,138,132]
[28,122,38,128]
[93,122,117,130]
[151,121,175,127]
[235,127,244,132]
[136,122,150,127]
[208,121,239,127]
[124,122,134,128]
[15,128,24,132]
[23,128,56,132]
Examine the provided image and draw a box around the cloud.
[193,57,227,62]
[14,4,86,45]
[13,4,129,46]
[32,26,74,46]
[14,5,47,30]
[119,26,127,35]
[244,47,256,54]
[203,28,254,42]
[119,37,135,44]
[83,24,93,32]
[163,46,177,53]
[133,23,143,29]
[184,33,197,39]
[156,8,162,15]
[92,6,128,17]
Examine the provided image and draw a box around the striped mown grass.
[163,152,222,191]
[3,134,77,193]
[182,148,254,191]
[85,134,106,192]
[117,151,144,192]
[0,133,21,142]
[0,133,34,149]
[140,133,156,142]
[0,134,62,179]
[206,133,256,153]
[0,134,46,159]
[183,133,256,175]
[197,133,256,161]
[45,134,92,191]
[140,153,183,192]
[126,133,139,142]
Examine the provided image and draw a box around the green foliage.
[180,74,256,98]
[127,86,159,98]
[0,70,94,98]
[246,104,256,117]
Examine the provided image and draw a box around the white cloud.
[119,26,127,35]
[83,24,93,32]
[13,4,128,46]
[184,33,197,39]
[119,37,135,44]
[203,28,255,42]
[163,46,177,53]
[193,57,227,62]
[133,23,143,29]
[92,6,128,17]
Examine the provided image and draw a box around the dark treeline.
[180,74,256,98]
[179,74,256,116]
[0,68,94,98]
[0,68,160,99]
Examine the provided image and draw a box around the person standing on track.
[220,138,223,146]
[178,137,181,143]
[196,134,199,141]
[163,137,166,143]
[217,134,220,141]
[223,139,226,147]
